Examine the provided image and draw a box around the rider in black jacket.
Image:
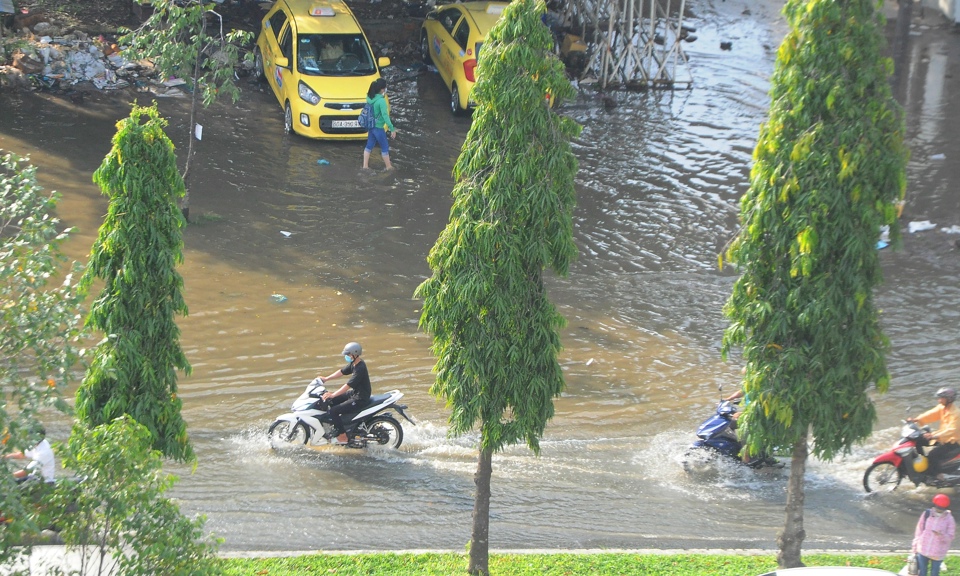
[318,342,371,444]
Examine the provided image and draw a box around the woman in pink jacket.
[913,493,956,576]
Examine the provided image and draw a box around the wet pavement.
[1,0,959,553]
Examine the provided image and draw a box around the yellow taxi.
[419,1,509,115]
[253,0,390,139]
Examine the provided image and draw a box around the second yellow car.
[420,1,509,115]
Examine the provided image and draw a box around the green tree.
[0,151,86,568]
[77,104,195,462]
[721,0,908,567]
[414,0,580,573]
[120,0,253,220]
[51,416,222,576]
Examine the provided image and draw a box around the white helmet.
[937,387,957,403]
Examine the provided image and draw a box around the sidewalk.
[8,541,108,575]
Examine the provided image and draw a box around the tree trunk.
[891,0,913,103]
[181,70,197,222]
[179,10,207,223]
[777,433,808,568]
[468,448,493,576]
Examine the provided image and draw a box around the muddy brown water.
[2,0,959,553]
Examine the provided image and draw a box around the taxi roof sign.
[486,4,505,14]
[310,6,336,16]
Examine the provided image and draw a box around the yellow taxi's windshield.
[297,34,377,76]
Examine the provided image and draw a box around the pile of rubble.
[0,5,420,96]
[0,17,222,97]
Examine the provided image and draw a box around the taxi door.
[432,6,464,89]
[262,8,296,106]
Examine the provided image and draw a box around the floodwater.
[1,0,959,553]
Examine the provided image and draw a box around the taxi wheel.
[283,102,293,135]
[253,47,265,82]
[450,83,465,116]
[420,31,432,64]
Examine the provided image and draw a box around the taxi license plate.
[333,119,359,128]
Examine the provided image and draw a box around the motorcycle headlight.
[298,81,321,105]
[894,446,915,457]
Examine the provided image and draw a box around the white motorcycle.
[267,378,415,449]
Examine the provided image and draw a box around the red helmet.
[934,494,950,508]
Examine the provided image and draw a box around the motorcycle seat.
[338,395,381,419]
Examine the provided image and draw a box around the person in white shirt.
[4,425,55,484]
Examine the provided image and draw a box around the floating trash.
[271,294,288,303]
[908,220,937,233]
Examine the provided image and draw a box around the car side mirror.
[275,56,290,69]
[378,56,391,68]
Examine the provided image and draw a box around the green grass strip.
[220,552,905,575]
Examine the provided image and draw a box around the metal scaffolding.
[556,0,693,90]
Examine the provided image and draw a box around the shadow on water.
[1,0,959,552]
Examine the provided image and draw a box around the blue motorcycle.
[683,400,782,470]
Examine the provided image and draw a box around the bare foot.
[336,433,348,444]
[383,165,395,171]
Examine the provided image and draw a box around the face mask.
[344,355,353,363]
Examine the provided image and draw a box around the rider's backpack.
[357,103,377,130]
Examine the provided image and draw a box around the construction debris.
[0,14,196,96]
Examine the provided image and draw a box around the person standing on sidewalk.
[362,78,398,171]
[912,493,956,576]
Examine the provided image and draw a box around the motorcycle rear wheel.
[863,461,902,493]
[268,420,310,448]
[365,415,403,449]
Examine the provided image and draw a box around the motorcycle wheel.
[863,461,902,493]
[681,447,718,474]
[365,415,403,449]
[268,420,310,448]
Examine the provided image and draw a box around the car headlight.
[298,81,321,105]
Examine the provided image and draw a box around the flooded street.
[2,0,959,553]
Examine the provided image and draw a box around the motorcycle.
[0,475,83,531]
[863,422,960,492]
[268,378,415,450]
[683,399,781,470]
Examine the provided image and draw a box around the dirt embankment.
[5,0,418,37]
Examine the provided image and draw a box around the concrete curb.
[9,545,917,573]
[216,548,911,558]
